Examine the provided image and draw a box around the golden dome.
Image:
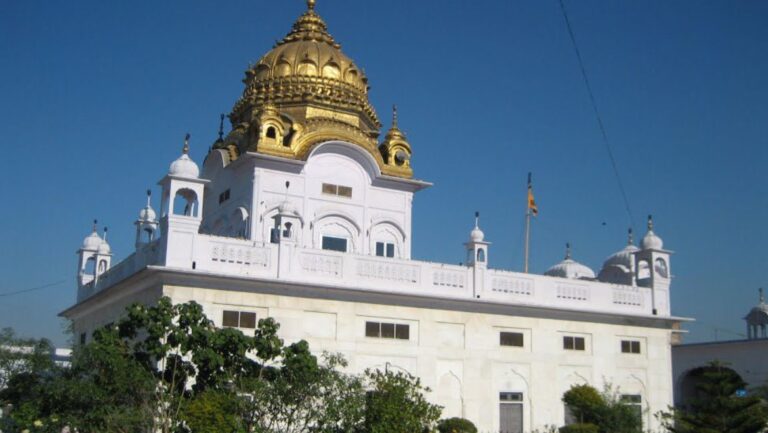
[218,0,413,179]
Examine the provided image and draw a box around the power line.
[557,0,636,229]
[0,279,68,298]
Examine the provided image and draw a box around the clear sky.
[1,0,766,347]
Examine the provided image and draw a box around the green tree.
[560,384,642,433]
[363,369,442,433]
[659,361,768,433]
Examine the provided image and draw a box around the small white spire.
[565,242,572,260]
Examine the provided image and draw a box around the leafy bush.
[559,423,599,433]
[437,417,478,433]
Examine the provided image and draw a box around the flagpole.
[524,206,531,273]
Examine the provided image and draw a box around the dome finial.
[92,219,98,233]
[146,189,152,206]
[760,288,765,304]
[474,211,480,229]
[307,0,316,11]
[392,104,398,128]
[647,214,654,231]
[103,226,108,242]
[183,133,191,154]
[627,227,634,245]
[217,114,225,141]
[565,242,572,260]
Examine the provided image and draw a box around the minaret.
[464,212,490,298]
[158,134,209,268]
[635,215,672,315]
[77,220,102,289]
[135,189,159,249]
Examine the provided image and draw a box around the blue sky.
[1,0,766,346]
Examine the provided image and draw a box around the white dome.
[641,215,664,250]
[545,259,596,280]
[169,153,200,178]
[469,212,484,242]
[97,239,111,255]
[139,205,157,222]
[641,231,663,250]
[603,230,639,269]
[81,231,102,251]
[470,227,485,243]
[545,244,595,280]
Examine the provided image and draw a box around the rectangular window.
[500,392,524,433]
[621,340,642,354]
[364,321,410,340]
[222,310,257,329]
[563,336,586,351]
[322,236,347,252]
[500,331,524,347]
[322,183,352,198]
[621,394,643,425]
[375,242,396,258]
[79,332,86,345]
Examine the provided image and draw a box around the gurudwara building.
[62,2,684,431]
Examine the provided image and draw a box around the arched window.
[97,260,108,275]
[477,248,486,263]
[173,188,199,217]
[266,126,277,139]
[637,260,651,279]
[84,257,96,275]
[654,258,669,278]
[143,227,155,243]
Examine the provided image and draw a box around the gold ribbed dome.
[218,0,413,179]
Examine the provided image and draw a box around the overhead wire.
[0,279,68,298]
[557,0,636,230]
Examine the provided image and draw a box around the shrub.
[437,417,478,433]
[559,423,599,433]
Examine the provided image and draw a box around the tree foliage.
[560,384,642,433]
[437,417,478,433]
[659,361,768,433]
[0,298,444,433]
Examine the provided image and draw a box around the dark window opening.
[621,340,641,354]
[500,331,524,347]
[563,336,586,351]
[322,236,347,252]
[375,242,395,258]
[365,321,410,340]
[322,183,352,198]
[266,127,276,139]
[222,310,256,329]
[218,189,231,204]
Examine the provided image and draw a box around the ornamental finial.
[218,114,225,141]
[760,288,765,304]
[647,214,654,231]
[307,0,316,11]
[183,133,190,154]
[565,242,572,260]
[92,219,98,233]
[627,227,634,245]
[474,211,480,229]
[103,226,108,241]
[392,104,398,128]
[146,189,152,206]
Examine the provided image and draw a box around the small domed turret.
[545,243,596,280]
[169,134,200,179]
[81,220,102,251]
[745,288,768,339]
[469,211,485,243]
[641,215,663,250]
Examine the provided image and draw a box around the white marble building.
[61,2,684,432]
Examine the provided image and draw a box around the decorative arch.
[306,140,382,182]
[322,61,340,79]
[313,213,360,253]
[437,371,464,419]
[369,221,405,258]
[172,188,199,217]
